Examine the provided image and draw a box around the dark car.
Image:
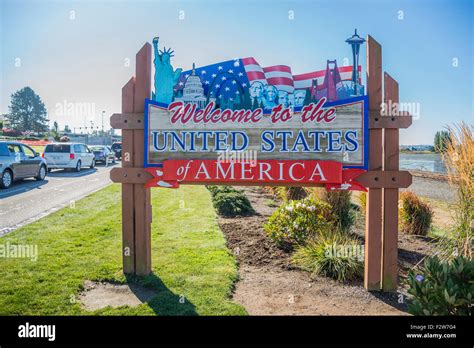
[89,145,116,164]
[0,141,48,189]
[111,142,122,160]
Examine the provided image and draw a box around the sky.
[0,0,472,144]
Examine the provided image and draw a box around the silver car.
[0,141,48,189]
[43,142,95,172]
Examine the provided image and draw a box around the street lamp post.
[345,29,366,96]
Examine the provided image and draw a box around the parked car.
[0,141,48,189]
[89,145,116,164]
[111,142,122,160]
[43,143,95,172]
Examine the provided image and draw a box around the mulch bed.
[214,186,440,315]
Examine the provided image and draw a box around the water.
[400,153,447,173]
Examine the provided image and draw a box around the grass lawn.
[0,184,246,315]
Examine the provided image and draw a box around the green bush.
[264,198,334,248]
[206,185,239,197]
[292,229,364,281]
[274,187,308,202]
[407,256,473,316]
[323,190,356,233]
[399,191,433,236]
[211,190,255,217]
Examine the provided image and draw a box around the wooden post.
[117,43,152,276]
[382,73,400,291]
[364,35,383,291]
[133,43,152,276]
[362,36,412,291]
[121,77,136,274]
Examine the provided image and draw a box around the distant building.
[400,145,434,152]
[174,63,207,109]
[0,114,10,129]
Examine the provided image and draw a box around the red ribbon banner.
[145,160,367,191]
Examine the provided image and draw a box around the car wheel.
[75,160,82,172]
[90,159,95,169]
[0,169,13,189]
[112,157,116,164]
[36,165,47,181]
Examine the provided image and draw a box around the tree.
[7,87,49,132]
[434,130,451,153]
[51,121,60,141]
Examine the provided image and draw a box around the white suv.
[43,143,95,172]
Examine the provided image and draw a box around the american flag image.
[173,57,361,106]
[241,57,359,93]
[242,58,295,94]
[174,58,251,101]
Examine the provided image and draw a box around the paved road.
[0,163,117,235]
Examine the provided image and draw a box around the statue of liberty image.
[152,37,182,104]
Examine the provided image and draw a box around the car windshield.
[112,143,121,149]
[45,144,70,153]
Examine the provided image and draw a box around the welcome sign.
[144,37,368,187]
[111,32,413,288]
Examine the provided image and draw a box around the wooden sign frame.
[110,35,412,292]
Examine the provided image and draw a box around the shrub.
[206,185,238,197]
[440,123,473,260]
[273,186,308,202]
[399,191,433,236]
[2,129,22,137]
[292,229,364,281]
[322,190,356,233]
[264,198,334,248]
[212,191,255,217]
[406,256,473,316]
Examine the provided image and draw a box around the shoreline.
[408,170,449,181]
